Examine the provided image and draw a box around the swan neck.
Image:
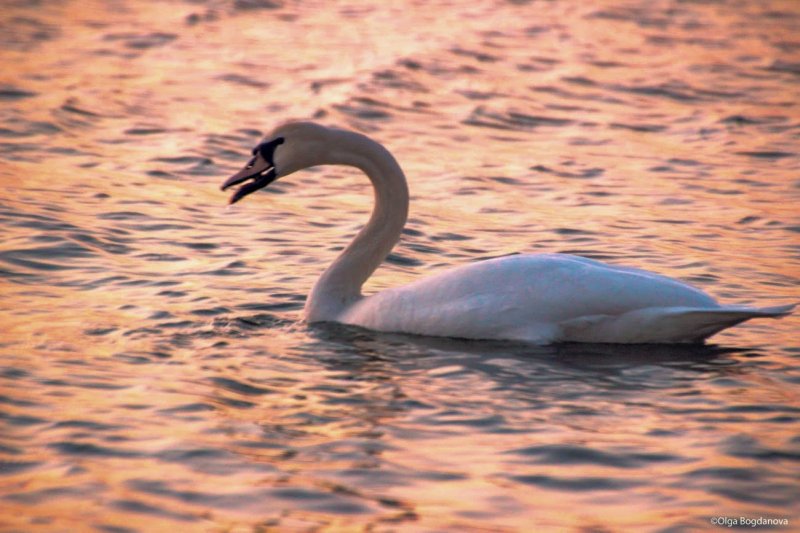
[305,132,409,321]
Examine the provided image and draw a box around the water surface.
[1,0,799,530]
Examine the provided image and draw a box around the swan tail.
[559,303,796,344]
[735,303,796,317]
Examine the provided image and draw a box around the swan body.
[337,254,791,344]
[221,122,794,344]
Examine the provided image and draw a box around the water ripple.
[506,444,683,468]
[1,1,798,531]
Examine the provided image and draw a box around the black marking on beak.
[221,137,284,204]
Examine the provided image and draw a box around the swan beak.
[221,157,277,205]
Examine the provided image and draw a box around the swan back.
[339,254,719,342]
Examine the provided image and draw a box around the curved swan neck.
[305,131,409,321]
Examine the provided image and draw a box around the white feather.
[226,122,795,344]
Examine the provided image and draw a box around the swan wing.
[559,303,796,343]
[339,253,758,343]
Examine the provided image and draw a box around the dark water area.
[1,0,799,530]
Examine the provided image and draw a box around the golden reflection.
[1,0,798,530]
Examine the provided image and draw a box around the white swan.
[221,122,794,344]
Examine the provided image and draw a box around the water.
[1,0,799,530]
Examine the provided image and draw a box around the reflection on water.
[1,0,799,530]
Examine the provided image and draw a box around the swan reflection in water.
[221,122,794,345]
[293,320,758,403]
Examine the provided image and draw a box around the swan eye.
[256,137,285,165]
[245,137,285,172]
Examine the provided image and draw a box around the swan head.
[221,122,333,204]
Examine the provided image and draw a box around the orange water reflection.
[1,0,799,530]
